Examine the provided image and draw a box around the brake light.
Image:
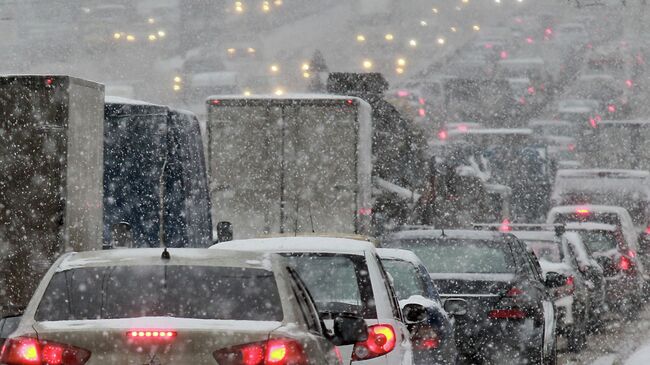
[127,330,177,339]
[506,287,523,297]
[0,337,90,365]
[608,104,616,113]
[488,309,526,319]
[418,108,426,117]
[499,219,512,232]
[527,86,535,95]
[626,79,633,88]
[358,207,372,216]
[545,28,553,36]
[526,37,534,44]
[619,255,632,271]
[213,339,307,365]
[565,275,575,295]
[412,327,439,350]
[437,130,448,140]
[211,99,221,105]
[576,208,590,215]
[418,97,425,105]
[457,124,469,132]
[628,249,637,258]
[568,143,576,152]
[500,51,509,59]
[397,90,410,97]
[645,226,650,234]
[346,99,355,105]
[352,324,396,361]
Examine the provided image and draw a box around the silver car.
[0,248,362,364]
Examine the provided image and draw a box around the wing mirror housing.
[545,271,567,288]
[329,312,368,346]
[443,298,468,316]
[402,303,428,325]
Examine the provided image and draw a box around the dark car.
[381,229,561,365]
[0,314,21,347]
[377,248,458,365]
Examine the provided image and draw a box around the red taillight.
[358,207,373,216]
[213,339,307,365]
[418,108,426,117]
[626,79,633,88]
[499,219,512,232]
[127,330,177,339]
[565,275,575,295]
[346,99,355,105]
[500,51,509,59]
[526,37,534,44]
[607,104,616,113]
[352,324,396,361]
[437,130,448,140]
[412,327,439,350]
[457,124,469,132]
[527,86,535,95]
[488,309,526,319]
[418,97,426,105]
[645,226,650,234]
[506,287,523,297]
[568,143,576,152]
[545,28,553,36]
[576,208,590,215]
[0,337,90,365]
[211,99,221,105]
[397,90,409,97]
[619,255,632,271]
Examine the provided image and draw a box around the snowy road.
[557,303,650,364]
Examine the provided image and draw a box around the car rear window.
[575,230,618,252]
[381,259,427,301]
[383,239,516,274]
[525,240,563,263]
[35,266,283,321]
[283,254,376,319]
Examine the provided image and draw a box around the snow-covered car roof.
[206,94,364,103]
[376,248,424,266]
[548,204,630,215]
[557,106,593,114]
[510,230,558,242]
[385,229,509,242]
[448,128,533,137]
[529,119,572,127]
[565,222,617,231]
[211,236,377,256]
[498,58,545,65]
[56,248,276,272]
[599,119,650,126]
[556,169,650,179]
[105,95,162,107]
[578,73,616,82]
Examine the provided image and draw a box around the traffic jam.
[2,0,650,364]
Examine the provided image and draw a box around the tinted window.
[383,239,516,274]
[576,230,618,252]
[381,259,427,300]
[36,266,282,321]
[283,254,376,319]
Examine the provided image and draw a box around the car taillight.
[618,255,632,271]
[0,337,90,365]
[488,309,526,319]
[412,327,439,350]
[607,104,616,113]
[127,330,177,339]
[499,219,512,232]
[352,324,396,361]
[564,275,575,295]
[646,226,650,235]
[213,338,307,365]
[437,130,448,140]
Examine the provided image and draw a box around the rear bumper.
[453,318,542,357]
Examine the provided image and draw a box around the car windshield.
[283,253,376,319]
[35,266,283,321]
[525,240,563,263]
[552,212,622,226]
[381,259,427,300]
[575,230,619,252]
[383,239,516,274]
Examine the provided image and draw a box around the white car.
[212,236,415,365]
[1,248,353,365]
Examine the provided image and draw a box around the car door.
[518,239,556,358]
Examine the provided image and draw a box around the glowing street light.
[473,24,481,31]
[270,64,280,73]
[437,37,446,45]
[362,59,373,69]
[385,33,394,41]
[409,39,417,47]
[356,34,366,42]
[397,58,406,67]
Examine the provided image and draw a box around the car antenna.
[308,205,315,233]
[161,247,171,260]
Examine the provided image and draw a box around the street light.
[362,59,373,69]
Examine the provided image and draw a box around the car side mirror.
[402,303,427,325]
[107,222,134,249]
[330,313,368,346]
[545,272,567,288]
[443,298,467,316]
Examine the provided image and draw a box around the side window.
[526,250,544,282]
[375,255,403,321]
[287,267,322,334]
[566,242,580,269]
